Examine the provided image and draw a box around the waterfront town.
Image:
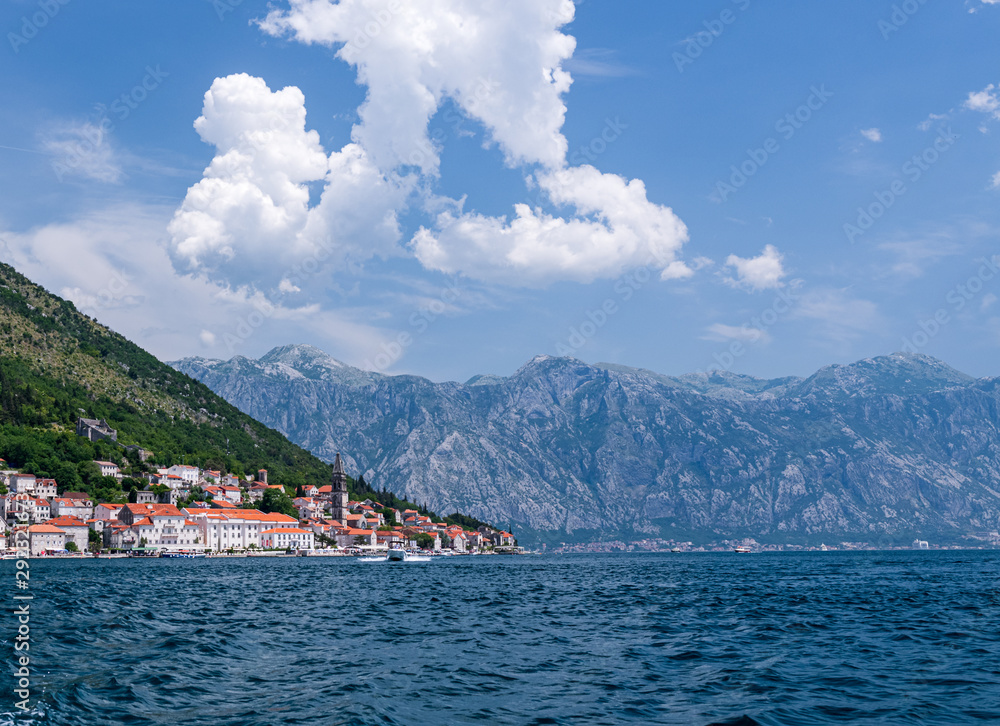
[0,423,515,557]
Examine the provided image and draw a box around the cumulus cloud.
[1,205,391,363]
[412,165,689,284]
[860,128,882,143]
[723,245,786,291]
[964,83,1000,118]
[168,73,409,288]
[247,0,691,285]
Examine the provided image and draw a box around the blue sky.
[1,0,999,382]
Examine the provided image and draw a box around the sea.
[2,550,999,726]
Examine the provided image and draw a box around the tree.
[88,528,102,552]
[260,488,297,518]
[415,533,434,550]
[65,541,79,552]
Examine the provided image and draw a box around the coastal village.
[0,418,516,558]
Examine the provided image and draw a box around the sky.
[1,0,999,383]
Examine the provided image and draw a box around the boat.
[159,551,207,558]
[733,546,752,554]
[385,545,432,562]
[670,547,681,553]
[387,545,406,562]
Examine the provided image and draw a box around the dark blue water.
[2,551,999,725]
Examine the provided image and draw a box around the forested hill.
[0,261,342,499]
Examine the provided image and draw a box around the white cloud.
[259,0,576,173]
[723,245,786,291]
[41,122,123,183]
[702,323,771,345]
[860,128,883,143]
[248,0,691,286]
[964,83,1000,118]
[992,171,1000,189]
[0,205,391,364]
[412,165,689,284]
[168,73,410,289]
[791,288,883,344]
[918,113,949,131]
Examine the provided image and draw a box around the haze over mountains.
[172,345,1000,545]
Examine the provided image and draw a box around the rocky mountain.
[173,344,1000,546]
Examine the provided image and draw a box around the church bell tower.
[331,453,349,526]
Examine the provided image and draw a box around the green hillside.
[0,261,349,501]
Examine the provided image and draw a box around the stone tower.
[331,453,349,526]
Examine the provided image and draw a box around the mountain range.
[173,344,1000,546]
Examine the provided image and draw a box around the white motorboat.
[387,546,406,562]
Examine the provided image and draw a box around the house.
[94,503,125,521]
[130,513,202,552]
[94,461,120,479]
[34,479,57,499]
[135,490,157,504]
[260,527,314,550]
[294,497,325,520]
[28,523,66,555]
[375,529,405,548]
[117,503,184,526]
[103,523,137,550]
[46,516,89,552]
[164,464,200,486]
[345,513,369,530]
[450,530,468,552]
[50,497,94,521]
[87,518,105,534]
[219,485,243,504]
[493,531,515,547]
[9,474,36,494]
[335,528,376,548]
[185,509,299,551]
[62,491,90,501]
[26,497,50,523]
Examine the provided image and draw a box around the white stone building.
[261,527,314,550]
